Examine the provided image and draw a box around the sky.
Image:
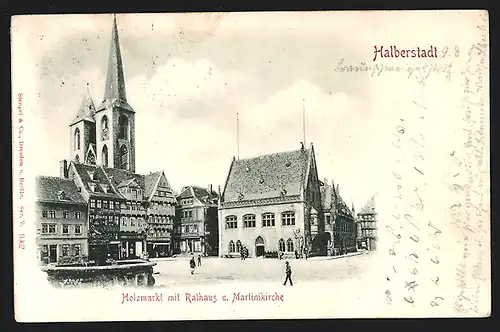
[20,12,392,209]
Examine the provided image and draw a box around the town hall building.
[218,143,326,258]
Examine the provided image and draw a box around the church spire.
[71,86,96,126]
[103,14,127,102]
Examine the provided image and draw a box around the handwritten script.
[450,13,488,315]
[335,12,489,316]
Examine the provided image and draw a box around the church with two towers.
[35,16,177,263]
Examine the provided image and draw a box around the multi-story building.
[64,163,124,261]
[218,144,325,258]
[35,176,88,264]
[142,172,176,257]
[175,185,219,256]
[321,179,357,255]
[357,196,377,251]
[35,16,177,263]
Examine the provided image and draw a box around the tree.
[138,218,152,256]
[88,216,119,245]
[292,228,305,258]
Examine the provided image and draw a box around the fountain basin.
[41,260,157,288]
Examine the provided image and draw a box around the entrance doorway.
[49,244,57,263]
[255,236,265,257]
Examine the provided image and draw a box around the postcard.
[12,10,490,321]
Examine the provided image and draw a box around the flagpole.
[236,112,240,160]
[302,99,306,147]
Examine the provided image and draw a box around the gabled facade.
[321,179,357,255]
[142,171,176,257]
[175,185,219,256]
[35,176,88,264]
[357,196,377,251]
[66,163,125,262]
[218,143,325,258]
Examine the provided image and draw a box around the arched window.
[102,145,108,167]
[120,145,129,170]
[229,240,235,253]
[86,149,96,165]
[118,115,129,140]
[286,238,294,252]
[236,240,242,253]
[101,116,109,141]
[74,128,80,151]
[278,238,286,252]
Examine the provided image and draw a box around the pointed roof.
[35,176,86,205]
[144,171,163,200]
[178,186,219,205]
[321,180,354,218]
[70,163,124,199]
[222,147,311,202]
[359,196,377,215]
[71,92,96,126]
[98,15,133,112]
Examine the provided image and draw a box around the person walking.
[283,261,293,286]
[197,254,202,267]
[190,255,196,275]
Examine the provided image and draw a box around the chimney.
[59,160,68,179]
[323,178,328,186]
[208,184,213,193]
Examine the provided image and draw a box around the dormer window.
[88,183,96,192]
[88,171,96,181]
[100,184,109,193]
[281,188,287,196]
[57,190,70,201]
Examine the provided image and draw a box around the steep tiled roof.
[177,187,192,199]
[179,186,219,204]
[223,148,310,202]
[321,181,354,218]
[102,166,145,196]
[35,176,86,205]
[359,196,376,215]
[71,93,96,126]
[144,172,162,200]
[116,178,139,188]
[71,163,123,199]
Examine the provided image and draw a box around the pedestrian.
[283,261,293,286]
[190,255,196,275]
[197,254,202,267]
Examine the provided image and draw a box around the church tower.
[94,15,136,172]
[69,89,97,164]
